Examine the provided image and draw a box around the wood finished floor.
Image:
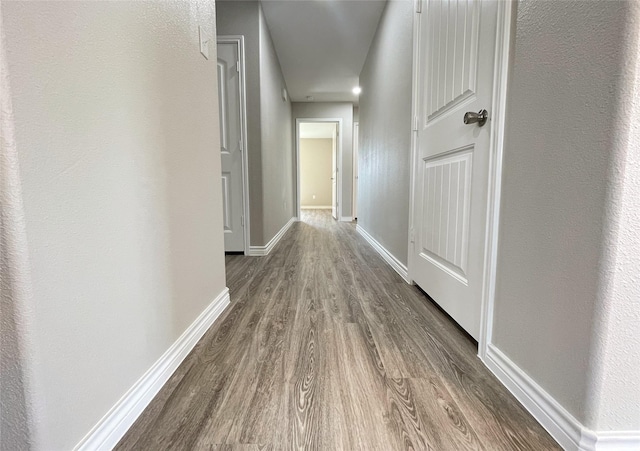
[116,210,560,451]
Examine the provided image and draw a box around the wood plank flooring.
[116,210,560,450]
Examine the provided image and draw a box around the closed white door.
[218,41,245,252]
[411,0,498,340]
[331,124,338,220]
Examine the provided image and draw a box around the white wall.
[586,1,640,431]
[2,1,227,449]
[291,102,354,218]
[494,0,640,433]
[300,138,333,207]
[357,0,413,264]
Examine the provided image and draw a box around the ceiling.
[260,0,387,104]
[299,122,337,139]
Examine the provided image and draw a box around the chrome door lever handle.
[463,109,488,127]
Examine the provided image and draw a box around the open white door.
[218,39,247,253]
[411,0,498,340]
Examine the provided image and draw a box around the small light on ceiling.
[306,95,314,101]
[352,86,362,95]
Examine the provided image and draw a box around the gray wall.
[2,1,227,448]
[356,0,413,265]
[291,102,354,218]
[258,5,295,243]
[216,1,264,245]
[216,1,294,246]
[493,0,632,425]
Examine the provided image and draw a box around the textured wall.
[2,1,227,448]
[216,1,264,245]
[291,102,354,218]
[493,0,630,424]
[258,4,295,242]
[357,0,413,265]
[1,13,36,448]
[300,139,333,207]
[586,1,640,431]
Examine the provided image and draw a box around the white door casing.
[331,124,338,220]
[410,0,499,340]
[296,118,342,220]
[218,38,249,253]
[353,122,359,219]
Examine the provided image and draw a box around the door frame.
[407,0,513,359]
[217,35,250,255]
[295,118,343,219]
[353,121,359,220]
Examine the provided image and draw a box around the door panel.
[412,0,497,340]
[420,147,472,284]
[425,0,479,121]
[218,41,245,252]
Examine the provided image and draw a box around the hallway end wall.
[292,102,354,219]
[300,139,333,207]
[2,1,227,449]
[357,0,413,265]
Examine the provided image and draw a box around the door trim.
[295,118,343,220]
[217,35,250,255]
[407,0,513,359]
[477,0,513,360]
[353,121,359,220]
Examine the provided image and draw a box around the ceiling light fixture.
[352,86,362,95]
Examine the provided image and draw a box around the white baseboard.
[356,225,410,283]
[74,288,231,451]
[340,216,353,222]
[484,344,640,451]
[581,431,640,450]
[248,217,296,256]
[301,205,331,210]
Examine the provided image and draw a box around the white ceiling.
[299,122,337,138]
[260,0,387,104]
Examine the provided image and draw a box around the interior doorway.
[296,119,342,220]
[218,36,250,254]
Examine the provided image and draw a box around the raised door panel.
[420,148,472,284]
[424,0,480,123]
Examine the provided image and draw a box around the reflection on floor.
[116,210,559,450]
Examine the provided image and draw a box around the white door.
[331,124,338,220]
[411,0,498,340]
[218,41,245,252]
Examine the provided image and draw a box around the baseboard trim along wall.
[300,205,332,210]
[74,288,231,451]
[248,217,296,256]
[484,344,640,451]
[356,225,410,284]
[340,216,353,222]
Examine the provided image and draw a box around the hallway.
[116,211,558,450]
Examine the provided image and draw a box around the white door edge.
[217,35,250,255]
[295,118,343,220]
[406,0,513,358]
